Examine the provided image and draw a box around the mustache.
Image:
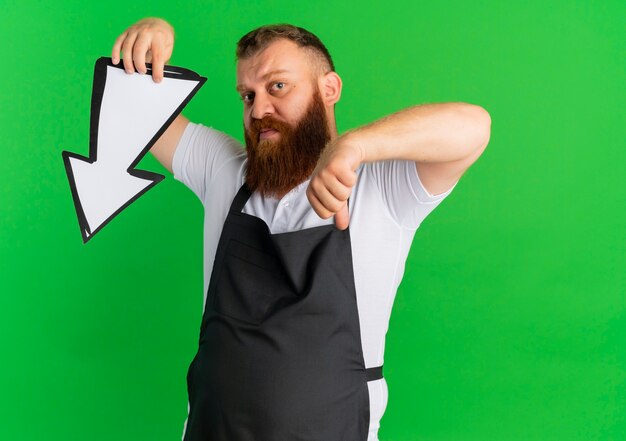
[248,116,291,138]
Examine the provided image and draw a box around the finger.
[321,172,352,202]
[132,34,151,74]
[309,178,346,214]
[306,187,333,220]
[334,204,350,230]
[111,31,128,64]
[121,31,139,73]
[150,43,166,83]
[311,177,351,213]
[335,167,358,188]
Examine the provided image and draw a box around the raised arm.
[307,102,491,229]
[111,17,188,173]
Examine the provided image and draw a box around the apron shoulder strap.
[230,183,252,213]
[229,181,351,218]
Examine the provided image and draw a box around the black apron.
[183,183,383,441]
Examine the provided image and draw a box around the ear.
[319,71,342,106]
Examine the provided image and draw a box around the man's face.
[236,39,331,197]
[237,39,324,138]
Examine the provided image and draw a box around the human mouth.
[259,128,279,140]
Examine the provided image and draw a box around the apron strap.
[365,365,383,382]
[230,183,253,213]
[230,181,352,216]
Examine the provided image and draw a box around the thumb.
[334,204,350,230]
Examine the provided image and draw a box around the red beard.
[244,89,330,197]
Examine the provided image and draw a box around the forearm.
[150,114,189,173]
[343,102,491,165]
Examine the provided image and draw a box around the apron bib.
[183,183,383,441]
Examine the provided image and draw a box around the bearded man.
[112,17,491,441]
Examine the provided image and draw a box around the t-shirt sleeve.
[365,159,457,230]
[172,122,245,201]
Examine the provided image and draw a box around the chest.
[242,181,335,234]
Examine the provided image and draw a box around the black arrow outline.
[62,57,207,243]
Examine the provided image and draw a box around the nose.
[250,91,275,120]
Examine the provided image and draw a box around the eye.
[240,92,254,104]
[271,82,286,91]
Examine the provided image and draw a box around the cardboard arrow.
[62,57,206,243]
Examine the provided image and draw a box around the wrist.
[339,131,366,166]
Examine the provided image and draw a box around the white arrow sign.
[62,57,206,243]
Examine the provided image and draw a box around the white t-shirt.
[173,122,456,441]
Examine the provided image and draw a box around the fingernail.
[112,57,118,64]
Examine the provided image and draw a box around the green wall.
[2,1,624,440]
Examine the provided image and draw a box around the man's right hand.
[112,17,175,83]
[111,17,188,173]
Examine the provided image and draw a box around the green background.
[2,1,624,440]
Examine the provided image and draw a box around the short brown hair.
[236,24,335,73]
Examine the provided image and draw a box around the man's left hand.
[306,136,363,230]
